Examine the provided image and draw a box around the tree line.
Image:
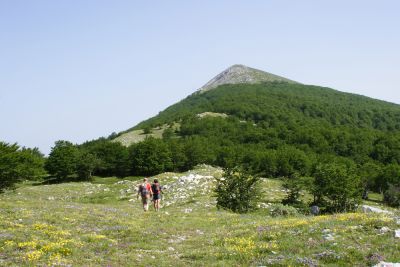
[0,142,45,190]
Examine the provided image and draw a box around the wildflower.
[24,250,43,261]
[18,241,37,249]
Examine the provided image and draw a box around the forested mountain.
[132,81,400,132]
[41,65,400,207]
[109,65,400,199]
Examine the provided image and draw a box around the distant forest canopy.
[131,82,400,132]
[2,81,400,207]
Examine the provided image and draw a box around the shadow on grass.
[33,175,144,186]
[32,176,91,186]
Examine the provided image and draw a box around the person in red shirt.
[137,178,153,211]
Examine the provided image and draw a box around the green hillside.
[103,71,400,211]
[132,82,400,132]
[113,81,400,182]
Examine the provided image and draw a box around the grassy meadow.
[0,165,399,266]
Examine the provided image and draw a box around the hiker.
[137,178,153,211]
[151,179,163,212]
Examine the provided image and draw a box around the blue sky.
[1,1,399,154]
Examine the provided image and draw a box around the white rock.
[379,227,391,234]
[167,247,175,251]
[373,262,400,267]
[196,229,204,235]
[184,208,192,213]
[323,234,335,241]
[395,229,400,238]
[361,205,393,215]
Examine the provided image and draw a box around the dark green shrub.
[215,167,262,213]
[383,184,400,207]
[268,203,299,217]
[313,163,362,213]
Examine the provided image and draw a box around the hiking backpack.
[139,184,149,197]
[152,183,160,195]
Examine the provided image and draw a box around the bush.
[268,203,299,217]
[215,167,262,213]
[383,184,400,207]
[313,162,362,213]
[282,174,313,205]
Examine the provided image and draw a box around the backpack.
[152,183,160,195]
[139,183,149,197]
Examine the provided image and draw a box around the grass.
[0,166,399,266]
[113,123,180,146]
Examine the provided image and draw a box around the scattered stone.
[115,180,132,185]
[379,227,391,234]
[323,233,335,241]
[184,208,192,213]
[373,262,400,267]
[361,205,393,215]
[196,229,204,235]
[296,257,318,267]
[259,203,269,209]
[322,229,331,234]
[368,253,385,264]
[314,250,340,260]
[167,247,175,251]
[395,230,400,238]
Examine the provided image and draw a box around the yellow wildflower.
[24,250,43,261]
[18,241,37,249]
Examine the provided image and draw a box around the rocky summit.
[197,64,298,93]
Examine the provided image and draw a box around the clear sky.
[1,1,399,154]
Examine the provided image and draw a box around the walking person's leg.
[156,199,160,211]
[142,196,149,211]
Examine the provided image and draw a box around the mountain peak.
[198,64,298,93]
